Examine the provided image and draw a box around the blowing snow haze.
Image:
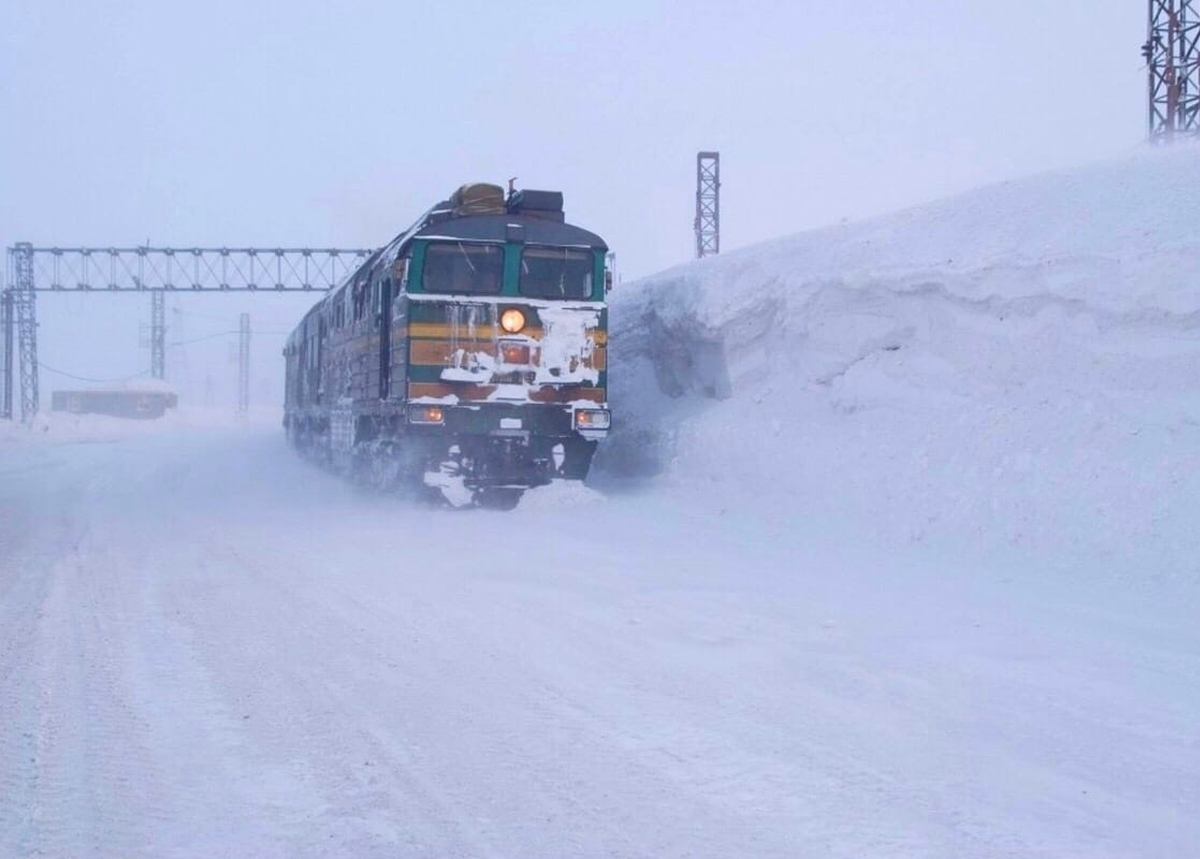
[0,1,1145,397]
[3,2,1199,858]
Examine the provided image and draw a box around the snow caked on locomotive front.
[283,183,611,507]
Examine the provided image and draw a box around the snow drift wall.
[599,145,1200,581]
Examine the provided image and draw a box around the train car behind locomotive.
[283,182,611,507]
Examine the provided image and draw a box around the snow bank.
[602,143,1200,582]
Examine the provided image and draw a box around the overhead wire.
[168,328,290,346]
[169,330,239,346]
[39,362,151,384]
[38,326,291,384]
[37,316,293,389]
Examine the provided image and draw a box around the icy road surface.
[1,426,1198,858]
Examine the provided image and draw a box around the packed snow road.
[1,424,1197,858]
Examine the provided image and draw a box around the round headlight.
[500,308,526,334]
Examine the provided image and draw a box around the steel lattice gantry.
[694,152,721,258]
[7,245,373,292]
[3,245,373,422]
[1145,0,1200,139]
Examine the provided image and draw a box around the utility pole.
[2,290,13,420]
[237,312,250,418]
[12,243,39,421]
[150,292,165,379]
[170,305,192,403]
[1145,0,1200,139]
[694,151,720,258]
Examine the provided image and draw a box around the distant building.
[50,387,178,420]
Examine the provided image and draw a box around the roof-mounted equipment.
[507,189,565,223]
[449,183,506,217]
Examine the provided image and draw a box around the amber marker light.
[500,308,526,333]
[574,409,611,430]
[408,405,445,425]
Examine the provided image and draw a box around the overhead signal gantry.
[2,244,374,422]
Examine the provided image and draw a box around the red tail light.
[500,343,531,365]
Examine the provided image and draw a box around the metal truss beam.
[3,243,373,421]
[694,151,721,258]
[1145,0,1200,139]
[9,246,373,292]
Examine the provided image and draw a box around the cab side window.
[353,278,368,322]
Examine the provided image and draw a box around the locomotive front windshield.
[519,247,594,299]
[423,242,504,294]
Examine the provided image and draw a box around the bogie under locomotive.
[283,183,611,507]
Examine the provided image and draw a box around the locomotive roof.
[287,206,608,348]
[414,214,607,251]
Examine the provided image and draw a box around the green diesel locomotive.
[283,183,611,507]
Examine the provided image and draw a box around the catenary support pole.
[2,290,13,420]
[1145,0,1200,140]
[150,291,166,379]
[694,151,720,258]
[237,312,250,418]
[12,243,39,422]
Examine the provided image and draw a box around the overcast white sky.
[0,0,1148,404]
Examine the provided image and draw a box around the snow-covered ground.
[3,146,1199,858]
